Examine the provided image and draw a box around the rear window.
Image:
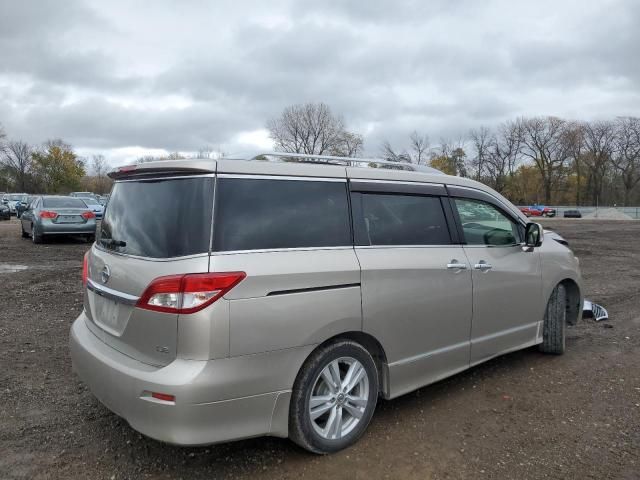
[214,178,351,251]
[43,198,87,208]
[80,197,99,206]
[99,177,214,258]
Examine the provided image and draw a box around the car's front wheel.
[289,340,379,454]
[539,284,567,354]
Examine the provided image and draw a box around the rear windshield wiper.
[100,238,127,248]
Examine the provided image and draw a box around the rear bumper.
[41,222,96,235]
[70,314,295,445]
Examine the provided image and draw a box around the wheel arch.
[298,331,391,400]
[558,278,581,325]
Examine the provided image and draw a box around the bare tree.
[612,116,640,205]
[1,140,32,191]
[91,154,110,194]
[563,122,585,205]
[519,116,570,204]
[331,131,363,157]
[380,140,411,163]
[581,120,616,204]
[409,131,429,164]
[267,103,359,156]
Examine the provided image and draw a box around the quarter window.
[355,193,451,246]
[214,178,351,251]
[454,198,521,246]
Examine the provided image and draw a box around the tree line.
[0,126,112,194]
[3,104,639,206]
[267,103,640,206]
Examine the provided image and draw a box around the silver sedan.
[20,195,97,244]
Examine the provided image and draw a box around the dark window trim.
[350,190,455,247]
[349,180,446,197]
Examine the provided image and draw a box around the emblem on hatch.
[100,265,111,284]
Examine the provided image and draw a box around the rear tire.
[539,284,567,354]
[32,225,43,244]
[289,340,378,454]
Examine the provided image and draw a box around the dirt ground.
[1,218,639,480]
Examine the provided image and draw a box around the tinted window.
[43,197,87,208]
[454,198,521,246]
[99,177,214,258]
[215,178,351,251]
[356,193,451,245]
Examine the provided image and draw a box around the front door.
[451,196,543,365]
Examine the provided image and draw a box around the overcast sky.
[1,0,639,167]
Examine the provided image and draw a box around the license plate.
[57,215,80,223]
[97,297,120,327]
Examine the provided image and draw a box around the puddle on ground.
[0,264,29,273]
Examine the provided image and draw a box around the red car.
[519,206,556,217]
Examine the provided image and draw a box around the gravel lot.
[1,218,639,480]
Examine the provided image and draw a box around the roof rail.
[250,152,443,174]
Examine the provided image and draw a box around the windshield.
[99,176,214,258]
[43,197,87,209]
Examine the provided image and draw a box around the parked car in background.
[70,192,99,200]
[564,209,582,218]
[97,195,109,206]
[2,193,29,215]
[15,196,34,218]
[70,154,583,454]
[0,203,10,220]
[20,196,97,244]
[78,197,105,219]
[519,205,556,217]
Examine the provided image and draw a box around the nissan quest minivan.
[70,154,583,454]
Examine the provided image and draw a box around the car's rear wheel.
[539,284,567,354]
[32,225,43,244]
[289,340,378,454]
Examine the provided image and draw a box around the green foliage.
[31,141,85,193]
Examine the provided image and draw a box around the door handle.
[474,261,493,271]
[446,260,468,270]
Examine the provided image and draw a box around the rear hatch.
[84,174,215,366]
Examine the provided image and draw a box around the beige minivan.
[70,154,583,453]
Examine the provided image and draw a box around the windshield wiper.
[100,238,127,248]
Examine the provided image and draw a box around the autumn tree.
[581,120,616,204]
[31,140,85,193]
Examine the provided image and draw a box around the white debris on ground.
[583,208,634,220]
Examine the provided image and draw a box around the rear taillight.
[39,210,58,219]
[81,211,96,220]
[82,251,89,287]
[136,272,246,314]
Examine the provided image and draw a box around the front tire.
[539,284,567,354]
[289,340,379,454]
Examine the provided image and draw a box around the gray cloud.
[0,0,638,165]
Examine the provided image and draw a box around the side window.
[454,198,521,246]
[214,178,351,251]
[355,193,451,246]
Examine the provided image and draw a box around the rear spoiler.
[108,160,217,180]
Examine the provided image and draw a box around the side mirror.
[525,222,543,248]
